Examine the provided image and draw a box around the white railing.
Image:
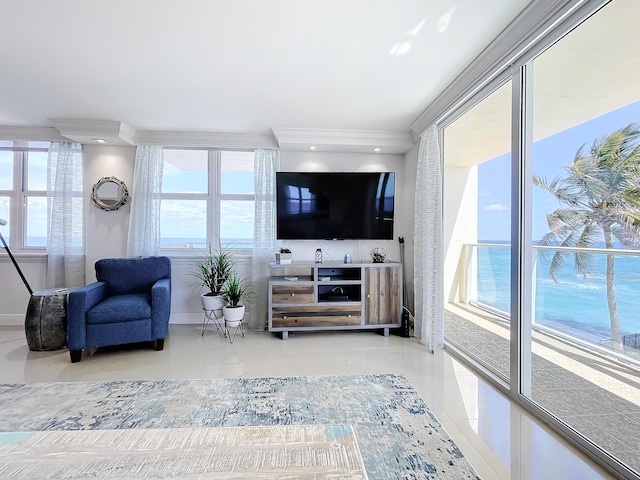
[460,243,640,366]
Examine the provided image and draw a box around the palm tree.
[534,123,640,351]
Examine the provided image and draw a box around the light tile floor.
[0,324,615,480]
[446,303,640,476]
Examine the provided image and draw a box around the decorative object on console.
[91,176,129,211]
[315,248,323,264]
[370,247,387,263]
[344,253,352,264]
[275,247,293,265]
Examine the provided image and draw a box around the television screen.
[276,172,395,240]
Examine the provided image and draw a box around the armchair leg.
[154,338,165,351]
[70,350,82,363]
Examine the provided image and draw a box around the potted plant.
[191,242,236,312]
[221,271,253,327]
[370,247,386,263]
[275,247,293,265]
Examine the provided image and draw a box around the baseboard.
[2,313,205,326]
[168,312,201,325]
[0,314,24,326]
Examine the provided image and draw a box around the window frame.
[159,147,255,253]
[0,142,50,252]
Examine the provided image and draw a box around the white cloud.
[484,203,508,212]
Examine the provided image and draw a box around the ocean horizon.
[475,245,640,343]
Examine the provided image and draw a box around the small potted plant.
[370,247,386,263]
[191,242,236,312]
[221,272,253,327]
[275,247,293,265]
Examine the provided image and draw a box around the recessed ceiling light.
[308,145,317,150]
[373,148,382,153]
[93,138,107,143]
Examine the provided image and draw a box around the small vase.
[370,247,386,263]
[223,305,245,327]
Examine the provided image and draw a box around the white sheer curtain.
[46,142,85,288]
[127,145,164,257]
[414,124,444,352]
[250,148,280,331]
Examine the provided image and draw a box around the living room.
[1,1,635,479]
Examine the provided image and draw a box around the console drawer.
[272,305,361,328]
[271,284,314,304]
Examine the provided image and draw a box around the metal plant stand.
[201,308,225,337]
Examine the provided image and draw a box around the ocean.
[475,246,640,343]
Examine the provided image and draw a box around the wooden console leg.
[154,338,165,351]
[383,328,389,336]
[69,350,82,363]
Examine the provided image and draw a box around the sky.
[478,99,640,242]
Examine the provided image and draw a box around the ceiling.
[444,0,640,167]
[0,0,532,145]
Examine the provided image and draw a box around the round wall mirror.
[91,176,129,211]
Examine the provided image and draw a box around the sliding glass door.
[441,1,640,476]
[527,0,640,473]
[443,80,512,383]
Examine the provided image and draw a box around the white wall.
[84,145,135,279]
[0,256,47,325]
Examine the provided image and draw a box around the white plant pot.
[201,294,227,314]
[223,305,245,327]
[276,253,293,265]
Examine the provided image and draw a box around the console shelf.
[268,261,401,340]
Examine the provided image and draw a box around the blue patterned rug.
[0,374,480,479]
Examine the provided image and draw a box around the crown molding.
[0,126,68,142]
[48,119,136,145]
[271,127,414,154]
[135,130,277,149]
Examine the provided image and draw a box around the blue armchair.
[67,256,172,363]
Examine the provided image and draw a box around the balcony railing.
[460,243,640,367]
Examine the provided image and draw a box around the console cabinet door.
[364,266,400,325]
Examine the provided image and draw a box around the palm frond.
[534,123,640,282]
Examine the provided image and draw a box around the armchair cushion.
[87,294,152,324]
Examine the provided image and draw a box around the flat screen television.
[276,172,395,240]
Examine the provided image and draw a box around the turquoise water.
[475,246,640,342]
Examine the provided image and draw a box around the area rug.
[0,425,367,479]
[0,374,480,479]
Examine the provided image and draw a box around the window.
[0,141,50,249]
[160,148,254,249]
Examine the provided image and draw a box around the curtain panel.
[46,142,85,289]
[250,149,280,331]
[127,145,164,257]
[414,125,444,352]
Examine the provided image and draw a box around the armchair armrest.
[68,282,107,349]
[151,277,171,339]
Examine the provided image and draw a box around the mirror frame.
[91,176,129,211]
